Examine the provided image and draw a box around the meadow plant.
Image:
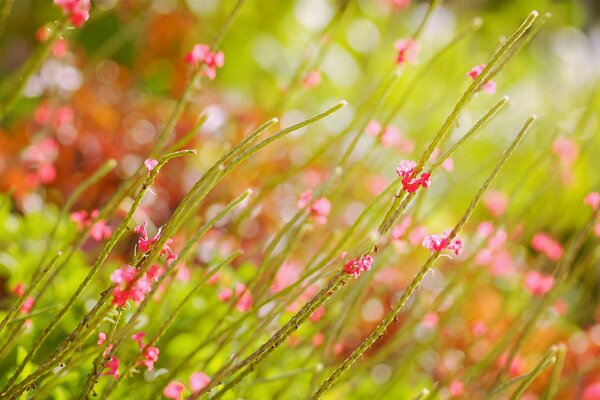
[0,1,599,399]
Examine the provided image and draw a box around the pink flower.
[531,232,563,261]
[497,353,524,377]
[89,220,112,241]
[218,287,233,302]
[51,38,69,58]
[583,382,600,400]
[388,0,411,10]
[483,190,508,218]
[343,255,374,279]
[441,158,454,172]
[131,332,145,349]
[184,44,224,80]
[584,192,600,211]
[467,64,496,95]
[10,283,25,297]
[477,221,495,238]
[310,198,331,225]
[110,265,138,285]
[449,380,464,397]
[380,126,414,153]
[97,332,107,345]
[190,371,211,393]
[365,120,381,136]
[302,70,322,89]
[103,356,119,379]
[163,381,185,400]
[142,346,160,370]
[524,271,554,296]
[309,306,326,322]
[297,189,313,209]
[69,210,88,230]
[421,312,438,329]
[395,160,431,193]
[422,230,463,255]
[271,261,301,293]
[144,158,158,175]
[408,225,428,246]
[391,216,412,241]
[595,222,600,238]
[20,297,35,314]
[134,221,160,252]
[552,136,578,166]
[395,38,419,65]
[312,332,325,347]
[471,321,487,337]
[236,291,253,312]
[53,0,90,27]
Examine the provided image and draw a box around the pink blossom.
[422,230,463,255]
[395,160,431,193]
[595,222,600,238]
[441,158,454,172]
[309,306,326,322]
[365,119,381,136]
[185,44,224,80]
[583,382,600,400]
[531,232,563,261]
[218,287,233,302]
[51,38,69,58]
[110,265,138,285]
[297,189,313,209]
[552,136,578,166]
[421,312,438,329]
[97,332,107,345]
[395,38,419,65]
[467,64,496,95]
[163,381,185,400]
[10,282,25,297]
[142,346,159,370]
[310,197,331,225]
[89,220,112,241]
[131,332,145,349]
[190,371,211,393]
[302,70,322,89]
[388,0,411,10]
[103,356,120,379]
[20,297,35,314]
[343,255,374,279]
[524,271,554,296]
[391,216,412,241]
[584,192,600,210]
[408,225,428,246]
[312,332,325,347]
[477,221,495,238]
[271,261,301,293]
[53,0,90,27]
[176,264,190,282]
[471,321,487,337]
[497,353,524,377]
[483,190,508,218]
[144,158,158,175]
[236,291,253,312]
[449,380,464,397]
[134,221,160,252]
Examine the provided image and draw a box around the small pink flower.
[583,382,600,400]
[476,221,495,238]
[524,271,554,296]
[302,70,322,89]
[97,332,107,345]
[531,232,563,261]
[449,380,464,397]
[297,189,313,209]
[185,43,224,80]
[422,230,463,255]
[218,287,233,302]
[134,221,161,253]
[20,297,35,314]
[471,321,487,337]
[467,64,496,95]
[103,356,120,379]
[312,332,325,347]
[395,160,431,193]
[310,198,331,225]
[53,0,90,27]
[163,381,185,400]
[131,332,145,349]
[236,291,253,312]
[395,38,419,65]
[89,220,112,241]
[408,225,428,246]
[497,353,524,377]
[309,306,326,322]
[595,222,600,238]
[391,216,412,241]
[144,158,158,175]
[441,158,454,172]
[343,255,374,279]
[190,371,211,393]
[483,190,508,218]
[10,283,25,297]
[388,0,411,10]
[552,136,578,166]
[51,38,69,58]
[365,119,381,136]
[110,265,138,285]
[421,312,438,329]
[142,346,159,370]
[584,192,600,210]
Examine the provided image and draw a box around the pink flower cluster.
[343,255,374,279]
[218,283,253,312]
[483,190,508,218]
[163,372,211,400]
[144,158,158,175]
[110,265,161,307]
[467,64,497,95]
[11,283,35,314]
[524,270,554,296]
[422,230,463,255]
[365,120,415,153]
[475,223,515,277]
[298,189,331,225]
[584,192,600,211]
[70,209,112,241]
[22,138,59,186]
[34,103,74,130]
[395,38,419,65]
[134,221,178,264]
[531,232,563,261]
[184,44,224,80]
[303,70,322,89]
[53,0,90,28]
[131,332,160,370]
[395,160,431,193]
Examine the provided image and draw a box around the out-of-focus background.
[1,0,600,398]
